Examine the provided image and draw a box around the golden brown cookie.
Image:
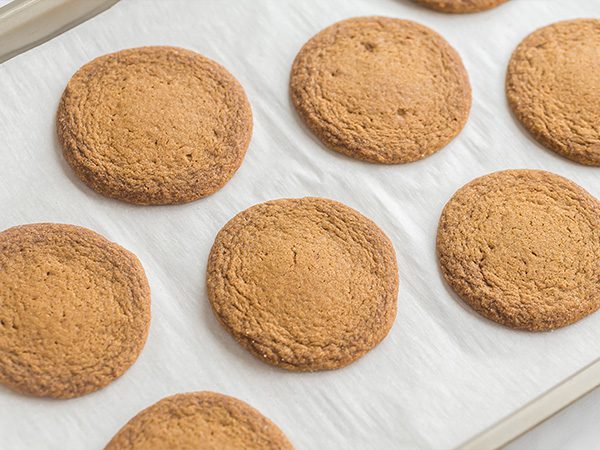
[290,17,471,164]
[506,19,600,166]
[437,170,599,331]
[0,223,150,398]
[105,392,294,450]
[414,0,507,13]
[207,197,398,371]
[57,46,253,204]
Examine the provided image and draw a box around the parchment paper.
[0,0,598,449]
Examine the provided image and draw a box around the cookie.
[437,170,600,331]
[207,197,398,371]
[57,46,253,204]
[290,17,471,164]
[105,392,293,450]
[506,19,600,166]
[414,0,507,13]
[0,223,150,398]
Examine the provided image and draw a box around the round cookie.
[207,197,398,371]
[57,46,253,204]
[414,0,507,13]
[0,223,150,398]
[437,170,600,331]
[105,392,293,450]
[290,17,471,164]
[506,19,600,166]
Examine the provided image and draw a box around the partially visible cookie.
[415,0,507,13]
[105,392,294,450]
[437,170,600,331]
[57,46,253,204]
[0,223,150,398]
[290,17,471,164]
[507,19,600,166]
[207,197,398,371]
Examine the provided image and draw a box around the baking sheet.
[0,0,599,449]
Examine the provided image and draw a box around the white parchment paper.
[0,0,599,449]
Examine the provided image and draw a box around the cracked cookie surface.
[207,197,398,371]
[290,16,471,164]
[415,0,507,13]
[57,46,253,204]
[507,19,600,166]
[105,392,293,450]
[0,223,150,398]
[437,170,599,331]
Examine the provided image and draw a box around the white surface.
[0,0,598,449]
[508,387,600,450]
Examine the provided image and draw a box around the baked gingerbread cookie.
[437,170,599,331]
[415,0,507,13]
[57,46,253,204]
[105,392,293,450]
[290,17,471,164]
[207,197,398,371]
[0,223,150,398]
[507,19,600,166]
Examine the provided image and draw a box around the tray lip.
[0,0,119,64]
[0,1,598,448]
[455,357,600,450]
